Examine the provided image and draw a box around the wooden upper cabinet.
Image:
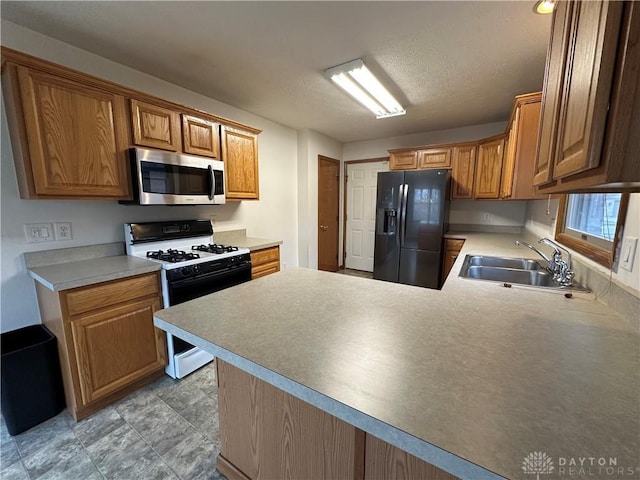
[553,1,623,179]
[389,151,418,170]
[222,126,259,200]
[534,0,571,186]
[130,99,181,151]
[501,111,519,199]
[182,114,220,159]
[451,144,476,199]
[474,136,505,199]
[418,148,451,169]
[501,93,543,200]
[2,65,131,199]
[535,0,639,192]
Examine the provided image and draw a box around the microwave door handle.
[208,164,215,200]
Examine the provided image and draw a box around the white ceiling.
[0,1,552,143]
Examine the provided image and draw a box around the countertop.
[213,229,282,251]
[153,233,640,480]
[28,255,161,291]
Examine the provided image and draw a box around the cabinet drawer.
[250,247,280,266]
[252,261,280,280]
[65,273,160,316]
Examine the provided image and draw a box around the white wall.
[343,121,507,160]
[0,21,300,332]
[524,194,640,293]
[297,130,343,268]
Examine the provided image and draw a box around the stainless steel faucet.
[515,238,575,286]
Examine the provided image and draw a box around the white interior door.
[345,161,389,271]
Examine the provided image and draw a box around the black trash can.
[1,324,66,435]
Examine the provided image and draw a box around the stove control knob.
[181,266,194,277]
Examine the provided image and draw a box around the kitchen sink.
[463,265,557,287]
[465,255,544,270]
[459,255,587,290]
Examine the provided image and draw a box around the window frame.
[555,193,630,269]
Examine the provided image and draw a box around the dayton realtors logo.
[522,452,554,480]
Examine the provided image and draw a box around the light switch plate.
[620,236,638,272]
[24,223,54,243]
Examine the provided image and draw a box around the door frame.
[317,155,341,271]
[342,157,389,267]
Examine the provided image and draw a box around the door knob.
[319,225,328,231]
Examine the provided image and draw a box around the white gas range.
[125,220,252,378]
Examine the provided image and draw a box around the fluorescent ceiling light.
[326,59,406,119]
[534,0,555,14]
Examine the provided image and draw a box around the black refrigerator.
[373,169,450,289]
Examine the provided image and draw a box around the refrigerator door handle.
[400,183,408,246]
[396,185,403,247]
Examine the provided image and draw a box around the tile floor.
[1,363,226,480]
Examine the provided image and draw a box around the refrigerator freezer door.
[373,171,404,282]
[399,249,441,288]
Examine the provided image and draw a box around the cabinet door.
[222,126,259,200]
[70,296,165,405]
[130,99,181,151]
[534,1,572,186]
[501,108,520,199]
[182,114,220,158]
[15,66,130,198]
[365,434,460,480]
[451,145,476,199]
[389,152,417,170]
[441,239,465,284]
[510,99,543,199]
[553,0,623,179]
[474,137,505,199]
[418,148,451,169]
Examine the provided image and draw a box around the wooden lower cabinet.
[442,239,465,284]
[365,435,459,480]
[35,272,167,420]
[250,246,280,279]
[216,359,460,480]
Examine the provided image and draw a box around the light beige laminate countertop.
[28,255,161,291]
[154,233,640,480]
[232,237,282,251]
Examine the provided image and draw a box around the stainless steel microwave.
[123,148,225,205]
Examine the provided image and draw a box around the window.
[555,193,629,268]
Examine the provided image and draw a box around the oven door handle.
[169,264,251,289]
[208,164,215,200]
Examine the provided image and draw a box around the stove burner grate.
[146,249,201,263]
[192,244,240,255]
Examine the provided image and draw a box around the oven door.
[164,261,252,379]
[166,263,252,306]
[132,148,225,205]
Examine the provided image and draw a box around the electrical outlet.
[54,222,72,241]
[482,212,491,223]
[620,236,637,272]
[24,223,54,243]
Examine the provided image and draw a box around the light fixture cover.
[325,59,405,119]
[534,0,555,14]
